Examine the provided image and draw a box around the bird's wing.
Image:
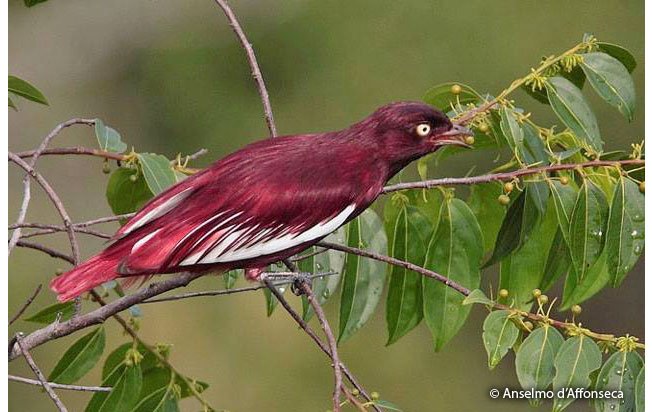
[114,142,371,274]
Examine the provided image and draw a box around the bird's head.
[352,101,473,175]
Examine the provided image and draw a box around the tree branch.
[15,334,68,412]
[381,159,645,194]
[8,374,112,393]
[9,285,42,326]
[212,0,277,137]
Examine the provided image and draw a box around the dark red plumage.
[51,102,472,301]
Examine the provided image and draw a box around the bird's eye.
[416,123,431,137]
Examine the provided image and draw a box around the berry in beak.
[433,124,474,148]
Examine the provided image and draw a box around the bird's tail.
[50,253,120,302]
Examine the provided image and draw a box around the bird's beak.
[433,124,474,148]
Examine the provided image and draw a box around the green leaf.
[605,177,645,287]
[545,76,602,151]
[422,82,481,111]
[423,198,483,351]
[8,75,48,105]
[462,289,493,306]
[385,205,432,345]
[85,364,142,412]
[338,209,387,343]
[499,106,524,159]
[223,270,240,289]
[102,343,157,380]
[523,67,586,105]
[597,42,637,73]
[137,153,177,195]
[8,96,16,110]
[106,168,154,217]
[300,227,346,321]
[263,284,287,317]
[133,368,180,412]
[595,350,644,412]
[49,327,105,384]
[484,188,540,268]
[482,310,519,369]
[561,250,610,310]
[95,119,128,153]
[568,181,609,282]
[372,400,404,411]
[635,366,644,412]
[24,301,75,324]
[540,229,571,292]
[548,180,579,243]
[581,52,636,121]
[467,182,505,255]
[515,326,564,405]
[498,204,558,309]
[552,335,602,412]
[521,123,549,167]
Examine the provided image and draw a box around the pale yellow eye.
[416,123,431,137]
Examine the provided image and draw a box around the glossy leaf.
[597,42,637,73]
[85,364,142,412]
[523,67,586,105]
[423,198,483,351]
[137,153,177,195]
[581,52,635,121]
[545,76,602,151]
[49,327,105,384]
[133,368,180,412]
[498,204,557,309]
[300,228,346,321]
[95,119,128,153]
[552,335,602,412]
[549,180,578,243]
[263,284,287,317]
[561,250,610,310]
[595,350,644,412]
[605,177,645,287]
[515,325,564,405]
[386,205,432,345]
[499,106,524,157]
[422,82,481,111]
[106,168,154,217]
[8,75,48,105]
[568,181,609,281]
[467,182,505,255]
[484,188,540,268]
[482,310,519,369]
[24,301,74,324]
[635,366,644,412]
[338,209,387,343]
[223,270,240,289]
[372,399,404,411]
[540,229,571,292]
[462,289,493,306]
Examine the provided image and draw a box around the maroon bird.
[51,102,472,301]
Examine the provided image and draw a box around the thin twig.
[212,0,277,137]
[9,285,42,326]
[296,280,343,412]
[263,279,382,412]
[15,334,68,412]
[8,374,112,392]
[8,177,30,254]
[10,223,111,240]
[142,272,337,304]
[381,159,645,194]
[15,240,75,264]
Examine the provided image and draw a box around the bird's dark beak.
[433,124,474,148]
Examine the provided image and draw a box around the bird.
[50,101,473,301]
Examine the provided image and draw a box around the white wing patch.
[122,188,192,235]
[180,204,356,265]
[131,229,162,253]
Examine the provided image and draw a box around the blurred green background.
[9,0,644,411]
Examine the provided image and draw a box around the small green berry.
[523,321,534,330]
[129,174,138,182]
[102,163,111,174]
[499,289,509,298]
[498,194,510,206]
[351,389,360,396]
[371,391,380,400]
[639,181,645,193]
[539,294,549,305]
[504,182,514,193]
[571,304,582,316]
[464,135,475,145]
[532,289,542,298]
[478,123,489,133]
[560,176,570,185]
[451,84,462,95]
